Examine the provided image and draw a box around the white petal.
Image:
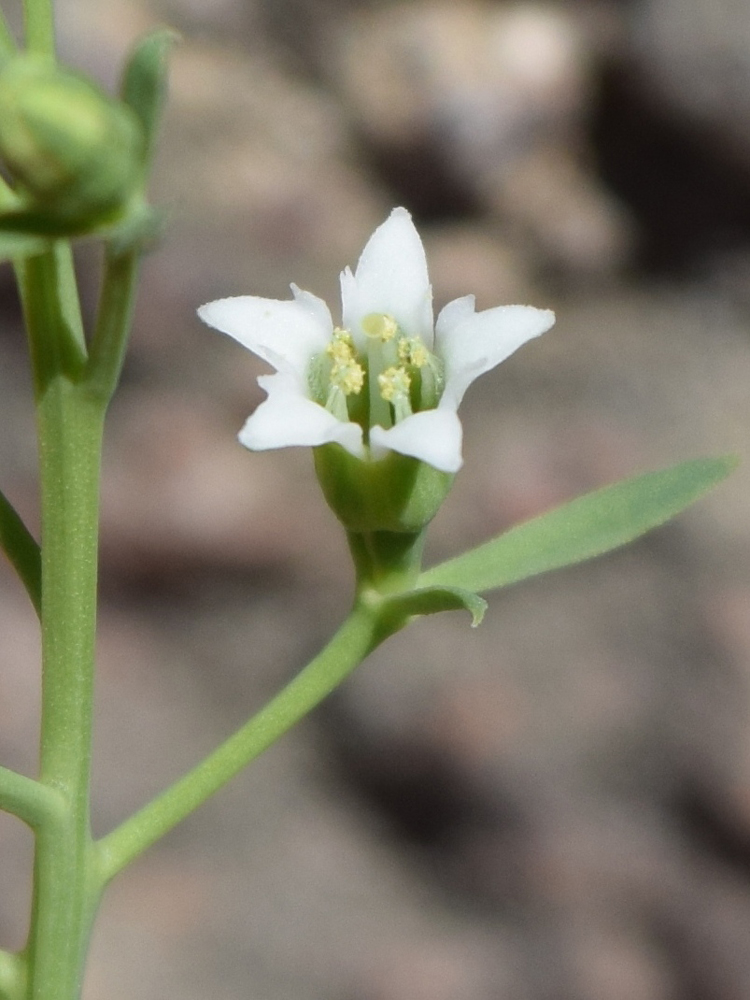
[435,294,476,336]
[370,408,464,473]
[339,266,360,342]
[341,208,434,345]
[437,304,555,407]
[290,284,334,332]
[239,373,364,457]
[198,295,332,375]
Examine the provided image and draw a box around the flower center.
[309,314,444,442]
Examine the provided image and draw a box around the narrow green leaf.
[121,28,179,171]
[420,456,737,595]
[0,488,41,615]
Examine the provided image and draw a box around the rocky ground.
[2,1,750,998]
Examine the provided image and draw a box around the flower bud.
[0,56,144,228]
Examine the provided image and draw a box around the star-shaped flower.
[198,207,554,474]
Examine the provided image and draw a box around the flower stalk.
[95,599,387,885]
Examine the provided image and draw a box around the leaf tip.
[470,597,487,627]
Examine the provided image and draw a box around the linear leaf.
[420,456,737,595]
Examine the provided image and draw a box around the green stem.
[26,383,104,1000]
[347,529,425,594]
[52,244,87,362]
[0,950,25,1000]
[17,249,86,394]
[0,488,41,616]
[0,177,21,212]
[0,7,17,57]
[0,766,62,830]
[18,249,106,1000]
[85,247,139,402]
[22,0,55,57]
[95,600,384,886]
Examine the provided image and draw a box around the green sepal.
[314,442,454,533]
[0,487,41,616]
[121,28,179,173]
[420,455,737,595]
[372,584,487,643]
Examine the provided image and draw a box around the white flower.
[198,207,554,474]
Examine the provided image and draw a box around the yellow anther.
[326,327,356,364]
[331,326,354,346]
[398,336,429,368]
[362,313,398,342]
[327,340,352,365]
[330,359,364,396]
[378,366,411,403]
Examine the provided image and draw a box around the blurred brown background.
[3,0,750,997]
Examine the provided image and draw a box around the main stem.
[20,252,105,1000]
[26,385,103,1000]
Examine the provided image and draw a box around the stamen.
[378,366,410,402]
[397,336,429,368]
[319,326,365,419]
[324,384,349,421]
[330,359,364,396]
[418,355,444,410]
[378,366,413,423]
[324,326,365,399]
[331,326,354,345]
[326,327,356,364]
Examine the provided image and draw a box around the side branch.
[0,488,41,616]
[95,602,382,885]
[0,766,62,830]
